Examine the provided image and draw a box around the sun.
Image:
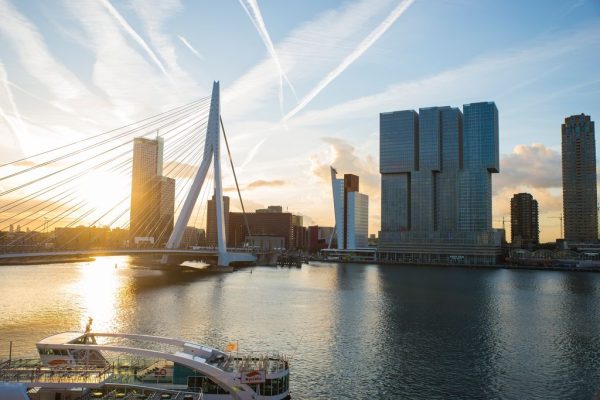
[79,170,131,223]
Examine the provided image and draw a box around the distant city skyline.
[0,1,599,242]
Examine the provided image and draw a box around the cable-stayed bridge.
[0,82,256,267]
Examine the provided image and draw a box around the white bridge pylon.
[162,81,255,267]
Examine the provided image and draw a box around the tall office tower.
[156,176,175,245]
[510,193,539,248]
[130,137,165,245]
[562,114,597,243]
[331,168,369,249]
[207,194,230,247]
[379,102,501,265]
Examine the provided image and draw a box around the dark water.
[1,256,600,399]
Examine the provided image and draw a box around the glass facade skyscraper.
[379,102,502,265]
[561,114,597,243]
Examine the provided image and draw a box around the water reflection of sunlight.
[72,256,128,332]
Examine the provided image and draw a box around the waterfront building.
[256,205,283,213]
[378,102,502,265]
[228,210,292,249]
[207,194,230,247]
[561,114,597,244]
[331,168,369,250]
[130,137,174,246]
[510,193,539,248]
[246,235,285,251]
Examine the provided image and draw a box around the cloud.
[99,0,170,79]
[309,137,380,232]
[177,35,204,60]
[64,1,197,121]
[0,63,25,157]
[494,143,562,192]
[310,137,379,194]
[238,0,297,114]
[12,160,37,167]
[282,0,414,122]
[0,0,90,101]
[224,0,396,118]
[290,24,600,128]
[245,179,286,190]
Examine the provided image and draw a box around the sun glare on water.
[73,257,129,332]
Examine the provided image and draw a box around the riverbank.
[0,256,95,266]
[311,259,600,272]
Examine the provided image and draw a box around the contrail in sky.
[0,62,26,150]
[283,0,415,122]
[98,0,171,80]
[177,35,204,60]
[238,0,297,114]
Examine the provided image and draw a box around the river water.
[1,256,600,399]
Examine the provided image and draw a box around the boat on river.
[0,330,291,400]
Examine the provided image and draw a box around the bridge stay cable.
[0,101,211,195]
[1,82,256,267]
[0,96,210,169]
[3,109,209,250]
[55,123,208,250]
[0,105,209,218]
[0,120,205,240]
[220,116,251,239]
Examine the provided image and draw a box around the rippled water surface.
[1,256,600,399]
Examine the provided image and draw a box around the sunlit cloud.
[494,143,562,191]
[309,137,380,231]
[245,179,286,190]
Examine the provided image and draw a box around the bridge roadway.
[0,247,257,262]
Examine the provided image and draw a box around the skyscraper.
[562,114,597,243]
[331,168,369,249]
[379,102,502,265]
[130,137,173,246]
[510,193,539,248]
[207,194,230,247]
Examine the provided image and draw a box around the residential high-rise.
[207,194,230,247]
[510,193,539,248]
[562,114,597,243]
[331,168,369,249]
[378,102,502,265]
[130,137,174,246]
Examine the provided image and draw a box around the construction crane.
[549,214,563,238]
[493,216,507,231]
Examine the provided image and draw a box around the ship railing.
[221,352,289,374]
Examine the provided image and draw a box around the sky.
[0,0,599,242]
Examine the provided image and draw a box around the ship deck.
[0,358,201,400]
